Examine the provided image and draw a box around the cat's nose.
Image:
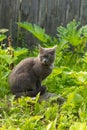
[43,59,48,64]
[43,59,47,63]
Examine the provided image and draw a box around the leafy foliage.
[56,20,87,68]
[0,46,29,97]
[69,122,87,130]
[0,34,6,41]
[1,20,87,129]
[57,20,87,47]
[18,22,51,43]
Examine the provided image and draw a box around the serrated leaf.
[18,22,51,43]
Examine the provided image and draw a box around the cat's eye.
[44,55,48,58]
[50,51,54,55]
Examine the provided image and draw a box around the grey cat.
[9,45,57,98]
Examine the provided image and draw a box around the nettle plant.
[18,20,87,50]
[56,20,87,67]
[57,20,87,51]
[0,32,29,97]
[0,47,29,97]
[17,22,58,47]
[17,20,87,68]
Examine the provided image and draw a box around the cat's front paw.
[40,86,46,95]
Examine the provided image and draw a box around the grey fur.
[9,46,56,98]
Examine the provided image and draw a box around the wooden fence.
[0,0,87,47]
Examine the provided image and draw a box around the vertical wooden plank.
[46,0,57,35]
[80,0,87,24]
[46,0,66,35]
[38,0,47,27]
[0,0,1,27]
[0,0,87,47]
[32,0,40,23]
[65,0,81,24]
[0,0,11,28]
[10,0,20,45]
[0,0,20,46]
[21,0,39,23]
[72,0,81,21]
[58,0,66,25]
[21,0,40,47]
[21,0,31,21]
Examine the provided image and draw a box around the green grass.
[0,46,87,130]
[0,20,87,129]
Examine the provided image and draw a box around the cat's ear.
[53,45,57,50]
[39,45,45,54]
[51,45,57,53]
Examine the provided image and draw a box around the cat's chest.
[49,64,54,69]
[42,66,52,73]
[40,64,53,80]
[33,60,53,80]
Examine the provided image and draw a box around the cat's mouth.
[41,59,52,66]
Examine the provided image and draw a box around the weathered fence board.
[0,0,87,47]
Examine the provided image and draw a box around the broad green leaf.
[57,20,87,46]
[18,22,51,43]
[67,91,84,105]
[0,34,6,41]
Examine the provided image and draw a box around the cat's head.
[39,45,57,65]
